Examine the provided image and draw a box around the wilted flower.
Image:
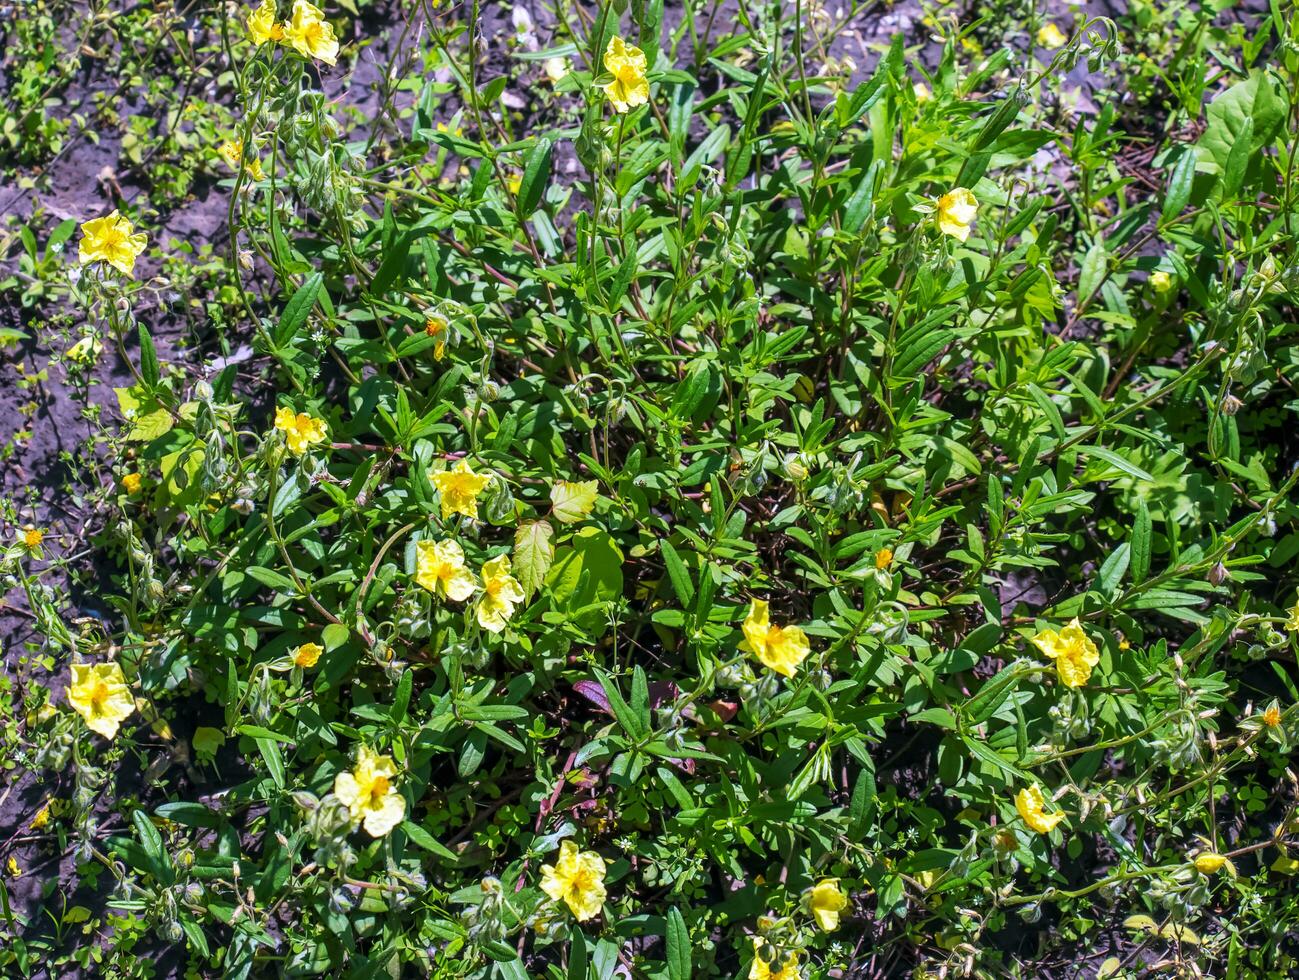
[78,211,148,277]
[806,879,848,931]
[68,662,136,739]
[540,839,607,921]
[1030,618,1100,688]
[603,36,649,113]
[274,406,329,455]
[431,460,491,520]
[1015,785,1064,834]
[935,188,978,242]
[1036,23,1067,48]
[913,81,932,102]
[874,547,893,570]
[218,138,265,181]
[1149,269,1173,293]
[66,336,103,364]
[285,0,339,65]
[122,472,143,494]
[544,56,571,83]
[1193,851,1227,874]
[333,746,406,837]
[414,539,477,601]
[741,599,810,678]
[293,642,323,668]
[247,0,284,44]
[477,555,525,633]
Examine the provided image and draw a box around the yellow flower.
[1036,22,1068,49]
[1194,852,1227,874]
[750,938,800,980]
[431,460,492,520]
[435,121,464,137]
[935,188,978,242]
[424,314,449,360]
[1286,598,1299,633]
[1015,785,1065,834]
[477,555,525,633]
[68,662,136,740]
[1030,617,1100,688]
[273,406,328,455]
[874,547,893,570]
[78,210,148,277]
[506,173,522,195]
[740,599,811,678]
[807,878,848,931]
[247,0,284,44]
[6,857,20,878]
[544,56,571,83]
[333,746,406,837]
[414,539,477,601]
[122,472,143,494]
[30,801,52,831]
[539,839,607,921]
[66,336,103,364]
[603,36,649,113]
[1149,270,1173,293]
[293,642,323,668]
[1263,702,1283,727]
[20,526,44,550]
[285,0,339,66]
[218,138,265,181]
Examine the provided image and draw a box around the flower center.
[617,65,640,84]
[90,681,111,713]
[366,775,390,806]
[1264,706,1282,727]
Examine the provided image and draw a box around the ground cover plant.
[3,0,1299,976]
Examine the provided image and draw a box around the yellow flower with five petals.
[603,36,649,113]
[68,662,136,740]
[414,539,477,601]
[477,555,525,633]
[1030,617,1100,688]
[274,406,328,455]
[78,211,148,277]
[741,599,810,678]
[333,746,406,837]
[539,839,607,921]
[431,460,492,520]
[285,0,339,65]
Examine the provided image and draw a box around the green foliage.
[5,0,1299,977]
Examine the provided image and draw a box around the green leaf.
[1160,148,1197,222]
[1077,240,1108,302]
[1131,498,1152,583]
[659,539,695,607]
[1197,71,1286,173]
[550,480,599,524]
[1077,445,1154,483]
[665,907,691,980]
[514,520,555,599]
[276,272,324,347]
[518,136,553,216]
[138,324,160,388]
